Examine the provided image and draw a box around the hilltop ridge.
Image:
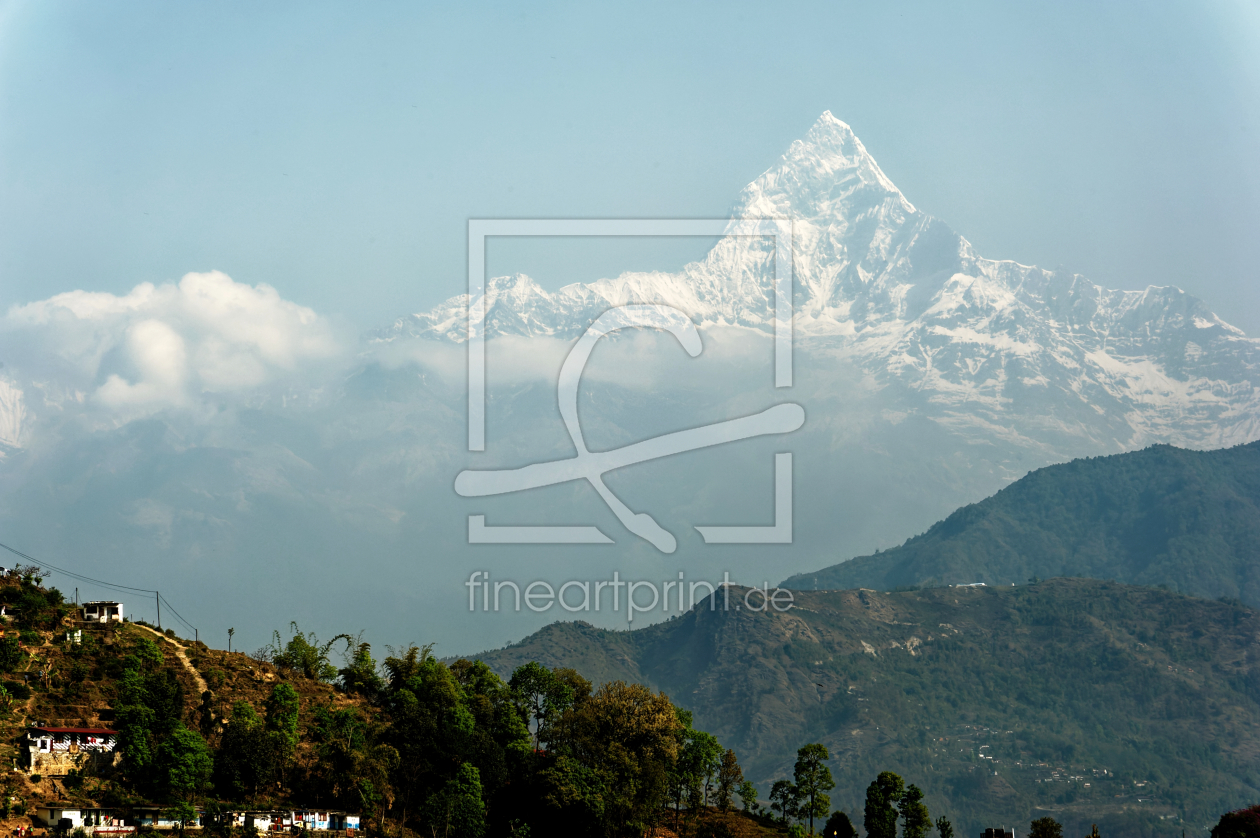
[781,440,1260,604]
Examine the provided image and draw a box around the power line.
[0,540,199,638]
[0,541,156,594]
[159,593,198,637]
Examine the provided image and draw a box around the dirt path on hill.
[132,623,209,694]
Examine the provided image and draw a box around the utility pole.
[156,591,161,630]
[228,627,235,654]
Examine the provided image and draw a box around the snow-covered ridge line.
[377,111,1259,452]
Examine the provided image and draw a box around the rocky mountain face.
[782,440,1260,602]
[470,578,1260,838]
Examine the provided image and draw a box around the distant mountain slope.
[780,441,1260,602]
[472,579,1260,837]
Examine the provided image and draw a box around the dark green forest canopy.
[781,441,1260,604]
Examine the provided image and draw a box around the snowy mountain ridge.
[380,111,1260,452]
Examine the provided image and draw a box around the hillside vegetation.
[472,578,1260,837]
[780,441,1260,601]
[0,569,787,838]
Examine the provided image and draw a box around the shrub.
[0,637,22,672]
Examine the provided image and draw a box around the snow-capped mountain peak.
[732,110,915,223]
[380,113,1260,453]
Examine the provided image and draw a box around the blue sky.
[1,1,1259,332]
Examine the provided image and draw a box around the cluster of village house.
[33,806,361,834]
[18,602,361,834]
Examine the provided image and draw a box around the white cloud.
[0,377,25,449]
[2,271,343,415]
[95,319,189,407]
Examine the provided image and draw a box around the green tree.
[794,743,835,835]
[307,704,399,819]
[265,683,300,751]
[355,745,400,832]
[214,701,279,801]
[115,638,185,795]
[823,811,858,838]
[547,680,680,836]
[384,651,471,825]
[864,771,904,838]
[270,622,350,681]
[382,643,434,689]
[667,709,712,827]
[771,780,798,824]
[449,657,533,754]
[688,730,722,807]
[899,784,931,838]
[714,748,743,811]
[163,801,198,835]
[1028,817,1062,838]
[424,762,486,838]
[936,815,955,838]
[537,754,605,838]
[157,726,214,801]
[339,641,385,697]
[508,661,575,750]
[737,780,759,812]
[264,682,300,789]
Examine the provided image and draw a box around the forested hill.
[472,578,1260,838]
[780,441,1260,601]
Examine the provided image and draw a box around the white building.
[82,601,124,623]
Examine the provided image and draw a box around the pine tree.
[715,749,743,811]
[864,771,904,838]
[899,784,931,838]
[795,743,836,835]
